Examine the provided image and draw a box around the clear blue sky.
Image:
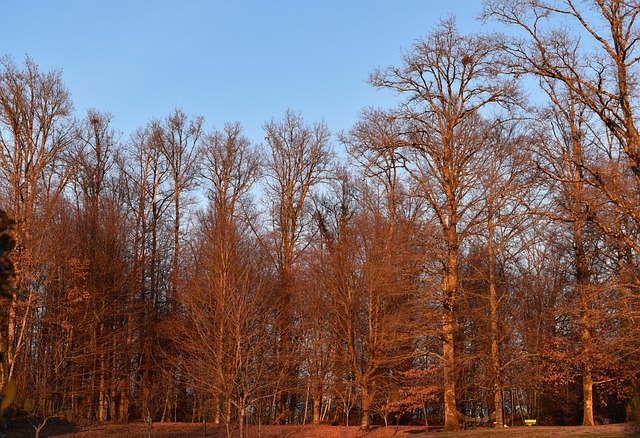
[1,1,485,145]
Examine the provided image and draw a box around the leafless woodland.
[0,1,639,435]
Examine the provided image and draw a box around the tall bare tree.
[202,121,262,424]
[532,78,634,425]
[317,173,425,430]
[483,0,640,422]
[149,109,203,422]
[67,109,128,421]
[158,109,203,312]
[483,0,640,251]
[0,55,74,382]
[176,122,267,438]
[341,109,426,429]
[262,109,333,424]
[369,18,518,430]
[117,121,173,421]
[467,122,531,427]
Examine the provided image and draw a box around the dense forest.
[0,0,639,434]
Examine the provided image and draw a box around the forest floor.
[0,420,635,438]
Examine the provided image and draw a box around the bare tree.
[178,210,274,438]
[0,55,74,385]
[153,109,203,422]
[532,79,635,425]
[117,121,173,421]
[200,121,261,425]
[158,108,203,312]
[200,122,261,226]
[341,109,426,429]
[342,107,406,234]
[315,170,425,430]
[262,109,333,424]
[369,18,519,430]
[483,0,640,252]
[468,122,532,427]
[176,122,268,438]
[66,110,129,421]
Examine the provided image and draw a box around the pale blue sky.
[1,1,486,144]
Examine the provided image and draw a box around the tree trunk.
[239,398,246,438]
[575,223,594,427]
[442,306,458,431]
[161,384,172,422]
[110,329,118,421]
[493,388,504,428]
[172,194,180,313]
[312,388,322,425]
[488,239,504,427]
[214,393,221,424]
[99,350,108,421]
[226,397,232,424]
[275,392,286,425]
[442,243,459,431]
[119,378,130,422]
[360,385,371,430]
[6,295,16,383]
[582,355,594,426]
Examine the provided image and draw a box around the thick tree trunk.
[360,385,371,430]
[582,365,594,426]
[488,240,504,427]
[493,388,504,427]
[312,393,321,425]
[119,379,130,422]
[442,244,459,431]
[312,380,323,425]
[575,223,594,427]
[442,306,458,431]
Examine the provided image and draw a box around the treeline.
[1,1,639,433]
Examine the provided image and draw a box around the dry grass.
[0,420,635,438]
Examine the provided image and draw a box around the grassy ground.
[424,424,635,438]
[0,420,635,438]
